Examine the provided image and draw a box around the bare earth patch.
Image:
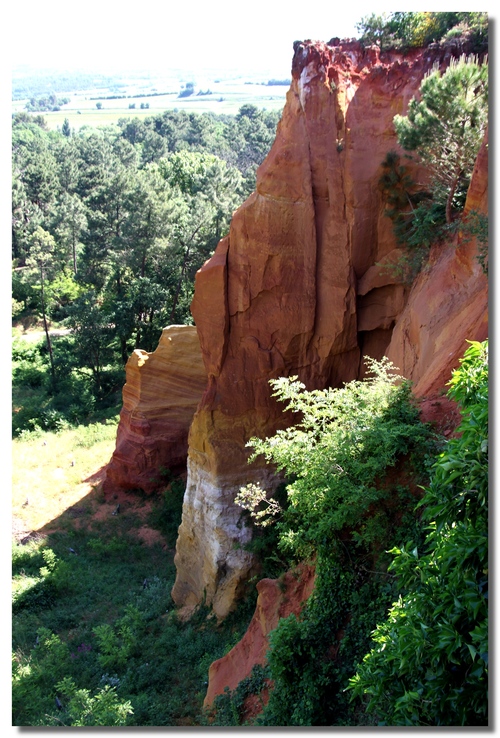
[136,525,167,547]
[13,457,167,549]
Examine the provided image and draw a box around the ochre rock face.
[386,129,489,397]
[171,40,468,619]
[203,564,316,709]
[103,325,207,494]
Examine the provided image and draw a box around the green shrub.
[239,358,432,561]
[13,548,72,614]
[210,664,270,726]
[349,340,488,726]
[356,12,488,52]
[235,358,434,725]
[51,677,133,726]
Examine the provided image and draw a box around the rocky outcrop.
[103,38,486,619]
[386,129,489,396]
[204,564,316,708]
[103,325,207,494]
[171,40,474,619]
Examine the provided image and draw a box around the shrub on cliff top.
[356,12,488,52]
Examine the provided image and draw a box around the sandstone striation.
[197,123,488,712]
[103,325,207,494]
[171,39,478,619]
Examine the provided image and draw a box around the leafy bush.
[349,340,488,725]
[50,677,133,726]
[356,12,488,52]
[93,605,145,670]
[13,548,72,614]
[239,358,432,561]
[233,358,434,725]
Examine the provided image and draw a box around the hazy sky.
[8,0,492,78]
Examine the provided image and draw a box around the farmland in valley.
[12,67,290,129]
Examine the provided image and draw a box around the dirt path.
[15,328,72,344]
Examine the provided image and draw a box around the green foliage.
[61,118,71,137]
[13,547,73,614]
[378,55,488,281]
[258,563,398,726]
[232,346,487,726]
[93,605,144,669]
[12,461,257,726]
[377,151,441,282]
[356,12,488,52]
[394,55,487,225]
[12,103,279,433]
[52,677,133,726]
[245,358,431,560]
[12,337,49,391]
[458,209,489,274]
[12,332,119,437]
[230,359,434,725]
[349,340,488,726]
[26,93,69,113]
[65,291,115,392]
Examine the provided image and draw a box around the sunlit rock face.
[172,39,470,619]
[103,325,207,494]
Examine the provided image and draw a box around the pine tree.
[62,118,71,137]
[394,55,488,223]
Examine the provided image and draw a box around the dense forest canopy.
[12,105,280,435]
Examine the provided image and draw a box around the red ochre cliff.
[198,116,488,715]
[170,39,488,620]
[203,563,316,710]
[105,39,487,622]
[104,325,207,494]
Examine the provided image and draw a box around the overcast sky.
[7,0,494,78]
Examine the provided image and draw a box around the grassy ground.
[12,422,118,535]
[11,419,256,726]
[11,321,258,725]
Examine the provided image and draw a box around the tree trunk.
[72,230,77,274]
[169,245,190,323]
[120,337,128,365]
[40,267,56,381]
[446,171,462,224]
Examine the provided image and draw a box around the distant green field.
[13,82,289,130]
